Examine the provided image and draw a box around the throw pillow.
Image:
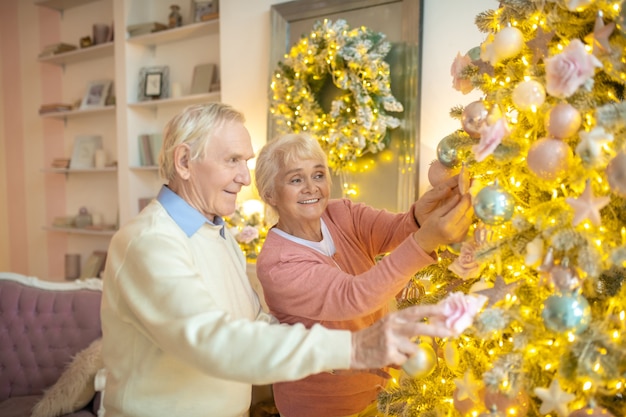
[31,338,103,417]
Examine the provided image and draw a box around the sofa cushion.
[0,394,99,417]
[0,273,102,402]
[0,395,41,417]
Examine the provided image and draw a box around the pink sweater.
[256,199,436,417]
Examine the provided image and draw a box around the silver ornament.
[437,133,462,168]
[542,293,591,334]
[473,183,515,225]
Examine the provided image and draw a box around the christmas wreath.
[269,19,404,172]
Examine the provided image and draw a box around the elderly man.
[100,102,454,417]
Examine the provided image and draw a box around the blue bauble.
[473,184,515,225]
[436,134,461,168]
[542,293,591,334]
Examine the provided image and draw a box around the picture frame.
[145,72,162,97]
[69,135,103,169]
[190,63,216,94]
[137,66,169,101]
[191,0,219,23]
[80,250,107,279]
[80,79,112,109]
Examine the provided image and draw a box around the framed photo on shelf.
[137,66,169,101]
[145,72,162,97]
[69,135,103,169]
[80,250,107,279]
[80,79,112,109]
[191,0,219,22]
[190,63,216,94]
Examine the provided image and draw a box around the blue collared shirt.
[157,185,225,238]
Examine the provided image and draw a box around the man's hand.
[350,304,455,370]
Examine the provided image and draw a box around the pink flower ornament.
[448,241,483,280]
[236,225,260,244]
[432,292,488,337]
[545,39,602,98]
[451,52,473,94]
[472,112,510,162]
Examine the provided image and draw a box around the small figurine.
[75,206,93,228]
[80,36,93,48]
[169,5,182,28]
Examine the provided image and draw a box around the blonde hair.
[159,103,245,181]
[255,133,330,205]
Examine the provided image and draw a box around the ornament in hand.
[402,341,437,378]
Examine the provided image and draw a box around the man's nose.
[236,164,251,185]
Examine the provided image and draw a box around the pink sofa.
[0,273,103,417]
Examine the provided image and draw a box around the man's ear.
[174,144,192,180]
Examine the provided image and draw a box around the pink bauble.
[428,160,460,187]
[568,406,615,416]
[549,264,581,292]
[512,80,546,111]
[484,389,530,417]
[462,101,489,138]
[492,26,524,61]
[453,387,485,416]
[527,138,573,181]
[606,151,626,197]
[545,103,582,139]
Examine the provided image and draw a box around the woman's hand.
[413,173,465,226]
[412,192,474,254]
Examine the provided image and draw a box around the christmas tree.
[379,1,626,416]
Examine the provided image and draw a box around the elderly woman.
[254,133,474,417]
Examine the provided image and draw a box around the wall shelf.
[34,0,101,12]
[41,167,117,173]
[44,226,117,236]
[130,166,159,171]
[128,92,220,109]
[39,105,115,120]
[127,20,219,47]
[38,42,114,66]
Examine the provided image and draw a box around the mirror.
[268,0,423,212]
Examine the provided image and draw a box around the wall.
[0,0,492,277]
[419,0,492,194]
